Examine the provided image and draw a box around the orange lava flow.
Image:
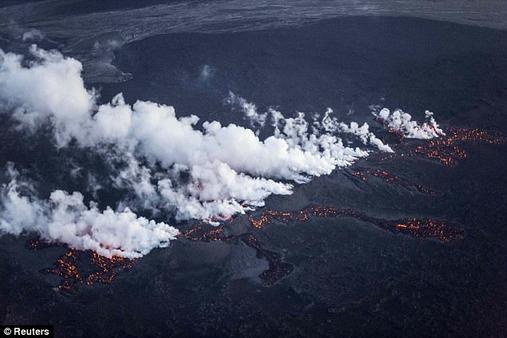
[46,249,136,292]
[391,218,462,242]
[249,207,463,242]
[179,223,230,242]
[414,128,504,167]
[250,207,338,229]
[49,249,82,291]
[370,169,397,183]
[350,168,434,194]
[85,252,136,286]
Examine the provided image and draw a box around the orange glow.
[249,206,463,242]
[351,168,434,194]
[178,223,230,242]
[249,206,339,229]
[46,249,136,292]
[414,128,504,167]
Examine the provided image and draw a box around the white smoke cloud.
[372,108,445,139]
[227,95,394,153]
[0,167,179,258]
[225,91,267,129]
[316,108,394,153]
[111,152,293,222]
[0,45,95,146]
[0,167,46,237]
[0,47,371,218]
[0,46,445,256]
[22,29,45,42]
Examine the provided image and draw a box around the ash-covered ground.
[1,3,507,338]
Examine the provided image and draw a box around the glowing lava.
[414,128,504,167]
[179,223,230,242]
[44,249,136,292]
[250,207,339,229]
[85,252,136,286]
[249,206,463,242]
[389,218,462,242]
[350,168,434,194]
[49,249,82,292]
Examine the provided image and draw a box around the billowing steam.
[0,45,444,257]
[0,166,178,258]
[225,91,267,129]
[373,108,445,139]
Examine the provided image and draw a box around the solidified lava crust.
[240,234,294,287]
